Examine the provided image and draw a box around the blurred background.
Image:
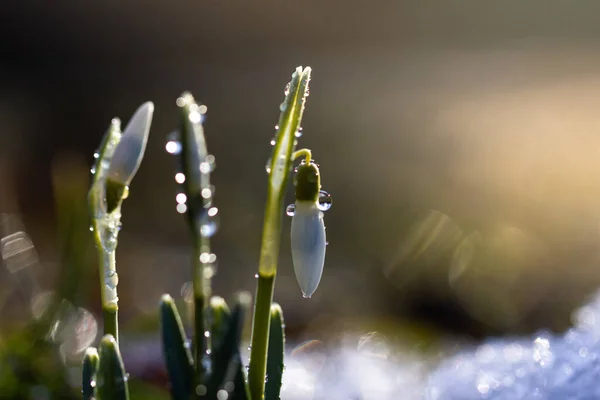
[4,0,600,397]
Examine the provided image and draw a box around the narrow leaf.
[82,347,99,400]
[206,292,251,398]
[209,296,231,352]
[160,294,194,400]
[265,304,285,400]
[96,334,129,400]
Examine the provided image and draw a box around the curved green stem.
[292,148,311,165]
[248,66,312,400]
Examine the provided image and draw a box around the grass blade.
[96,335,129,400]
[82,347,99,400]
[265,304,285,400]
[160,294,194,400]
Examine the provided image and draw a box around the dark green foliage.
[97,335,129,400]
[265,304,285,400]
[160,295,194,400]
[82,347,99,400]
[205,293,251,399]
[208,296,231,352]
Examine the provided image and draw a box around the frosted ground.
[278,290,600,400]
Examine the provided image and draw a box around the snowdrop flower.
[107,101,154,187]
[103,101,153,213]
[290,159,327,298]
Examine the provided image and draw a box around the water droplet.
[284,82,291,96]
[177,203,187,214]
[199,252,211,263]
[175,173,186,184]
[217,389,229,400]
[89,226,94,232]
[93,152,99,159]
[279,102,287,112]
[90,167,96,174]
[189,111,203,124]
[176,193,187,204]
[166,140,182,155]
[204,264,216,279]
[265,158,272,174]
[270,139,276,146]
[201,188,212,199]
[196,384,207,396]
[105,271,119,290]
[317,190,332,211]
[199,207,219,237]
[254,274,259,279]
[224,381,234,392]
[184,339,192,349]
[302,293,312,299]
[274,125,279,130]
[204,330,210,338]
[286,204,295,216]
[90,380,96,388]
[124,373,130,382]
[294,130,302,138]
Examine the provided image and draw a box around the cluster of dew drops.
[165,102,219,238]
[89,136,123,304]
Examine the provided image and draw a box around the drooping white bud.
[290,201,326,298]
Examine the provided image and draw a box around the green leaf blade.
[160,294,194,400]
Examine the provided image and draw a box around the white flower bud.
[107,102,154,186]
[290,201,326,298]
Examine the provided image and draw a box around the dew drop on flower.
[286,204,296,216]
[270,139,276,146]
[176,203,187,214]
[295,130,302,138]
[317,190,332,211]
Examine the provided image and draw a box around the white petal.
[107,101,154,185]
[291,201,326,298]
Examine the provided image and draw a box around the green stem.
[248,273,275,400]
[292,148,311,165]
[193,234,211,398]
[95,233,119,341]
[103,305,118,342]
